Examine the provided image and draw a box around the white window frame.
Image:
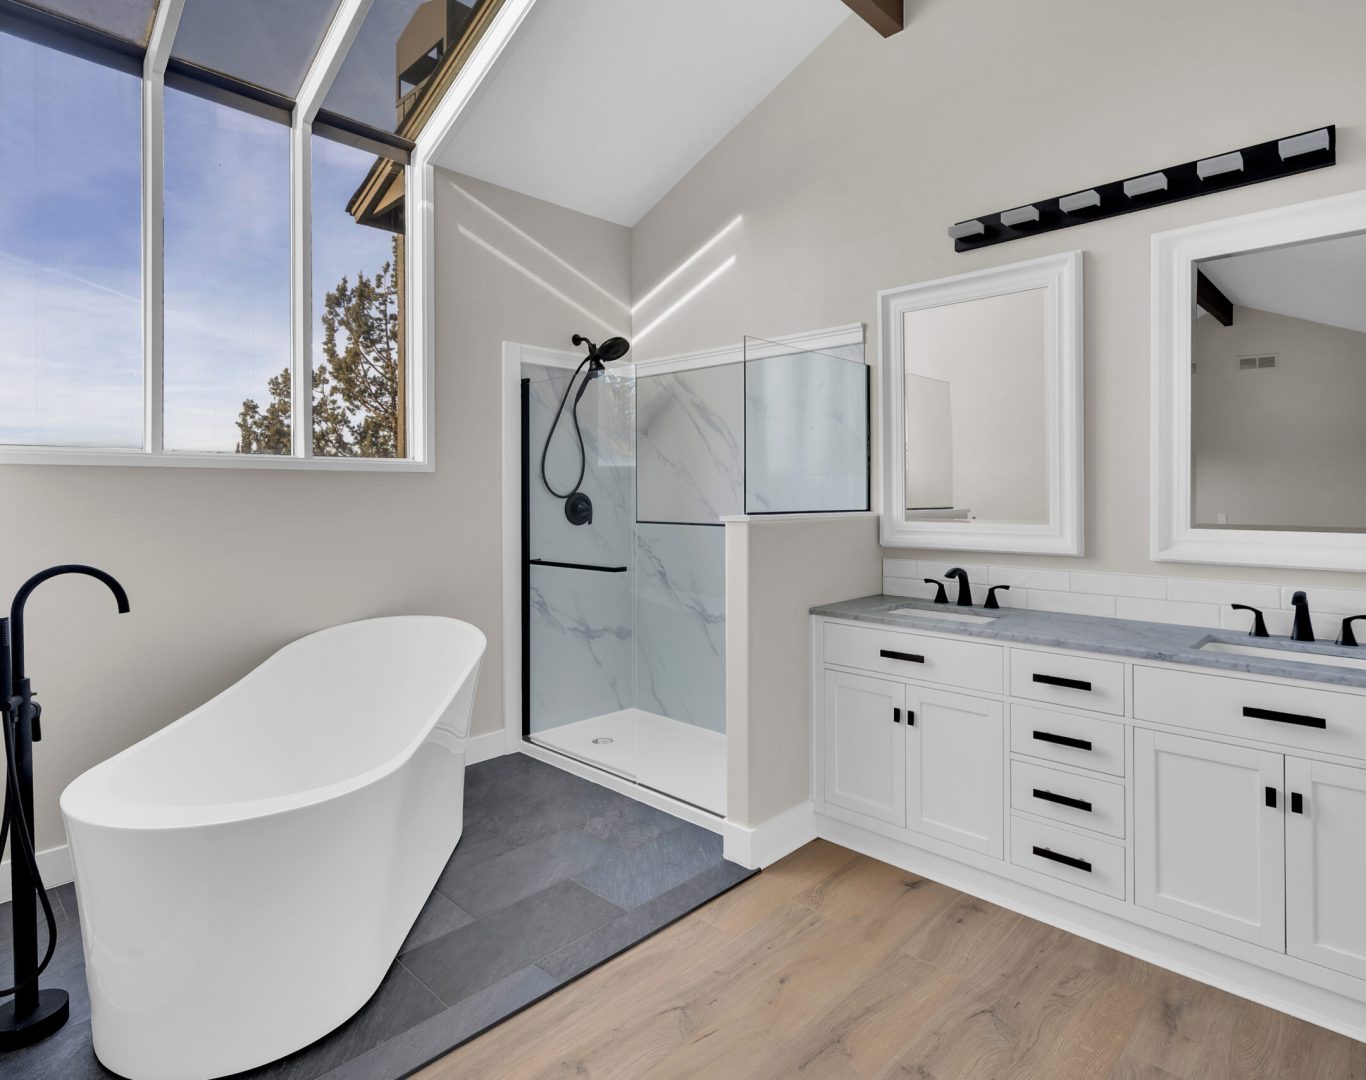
[0,0,536,471]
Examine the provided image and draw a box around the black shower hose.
[0,701,59,996]
[539,356,595,501]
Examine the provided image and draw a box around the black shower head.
[572,333,631,365]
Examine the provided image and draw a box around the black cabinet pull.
[893,707,902,725]
[1291,792,1305,815]
[1032,673,1092,692]
[1265,786,1278,809]
[906,710,916,726]
[1032,730,1092,751]
[880,649,925,664]
[1032,846,1092,873]
[1243,706,1326,730]
[1032,788,1092,813]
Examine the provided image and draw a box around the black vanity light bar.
[950,125,1336,252]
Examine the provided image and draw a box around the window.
[311,137,407,458]
[0,0,467,467]
[163,89,292,454]
[0,32,143,448]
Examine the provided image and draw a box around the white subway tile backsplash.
[885,575,936,599]
[917,560,990,585]
[1026,589,1115,617]
[1166,578,1279,609]
[884,558,918,581]
[1069,571,1167,600]
[1280,585,1366,615]
[1116,597,1222,628]
[987,566,1071,591]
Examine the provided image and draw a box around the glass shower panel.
[743,337,869,514]
[524,363,636,749]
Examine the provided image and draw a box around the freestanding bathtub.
[60,616,486,1080]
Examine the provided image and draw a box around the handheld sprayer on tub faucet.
[0,565,129,1052]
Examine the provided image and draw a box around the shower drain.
[592,736,615,745]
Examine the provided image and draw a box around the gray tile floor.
[1,752,753,1080]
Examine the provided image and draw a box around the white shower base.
[532,708,725,815]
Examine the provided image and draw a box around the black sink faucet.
[944,567,973,607]
[1290,590,1315,643]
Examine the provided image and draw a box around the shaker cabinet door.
[824,669,906,826]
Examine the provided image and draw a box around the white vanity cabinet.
[812,612,1366,1041]
[1134,728,1286,948]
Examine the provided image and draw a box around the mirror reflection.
[903,289,1048,525]
[1192,231,1366,532]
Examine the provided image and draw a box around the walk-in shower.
[521,334,869,815]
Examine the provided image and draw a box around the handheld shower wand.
[0,565,129,1052]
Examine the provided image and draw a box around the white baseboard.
[464,728,510,765]
[0,843,73,903]
[817,814,1366,1044]
[723,800,817,869]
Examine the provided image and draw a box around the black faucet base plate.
[0,988,69,1051]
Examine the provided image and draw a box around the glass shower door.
[522,361,638,777]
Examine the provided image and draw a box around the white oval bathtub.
[60,615,486,1080]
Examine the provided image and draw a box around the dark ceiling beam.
[839,0,904,37]
[1196,270,1234,327]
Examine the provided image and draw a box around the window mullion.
[141,0,185,455]
[291,122,313,458]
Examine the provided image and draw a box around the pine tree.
[236,237,402,457]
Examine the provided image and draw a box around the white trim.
[720,511,878,523]
[0,844,73,904]
[878,251,1085,556]
[722,800,817,869]
[519,742,725,834]
[633,322,865,377]
[462,728,510,765]
[0,448,434,471]
[1152,189,1366,572]
[290,125,315,459]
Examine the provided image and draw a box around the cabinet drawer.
[1010,649,1125,715]
[823,621,1002,694]
[1010,816,1126,900]
[1134,665,1366,760]
[1010,760,1125,838]
[1010,704,1125,777]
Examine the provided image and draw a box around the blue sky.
[0,29,398,452]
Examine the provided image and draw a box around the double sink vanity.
[809,587,1366,1037]
[833,186,1366,1039]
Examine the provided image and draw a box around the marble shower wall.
[634,523,726,733]
[744,344,869,514]
[525,363,636,734]
[636,365,744,524]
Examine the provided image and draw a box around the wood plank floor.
[416,840,1366,1080]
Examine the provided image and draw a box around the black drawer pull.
[1032,846,1092,873]
[1291,792,1305,815]
[1032,730,1092,752]
[1242,706,1326,729]
[1033,673,1092,692]
[1265,786,1278,809]
[906,710,915,726]
[1032,788,1092,813]
[880,649,925,664]
[893,707,902,725]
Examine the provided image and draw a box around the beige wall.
[725,514,882,826]
[1,170,630,853]
[1193,305,1366,529]
[630,0,1366,588]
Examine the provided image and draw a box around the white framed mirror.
[878,250,1084,554]
[1153,189,1366,572]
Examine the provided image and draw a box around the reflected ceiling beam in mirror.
[839,0,904,37]
[1196,270,1233,327]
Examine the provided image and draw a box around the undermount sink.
[889,607,999,625]
[1199,640,1366,671]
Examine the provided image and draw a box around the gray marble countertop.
[811,594,1366,691]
